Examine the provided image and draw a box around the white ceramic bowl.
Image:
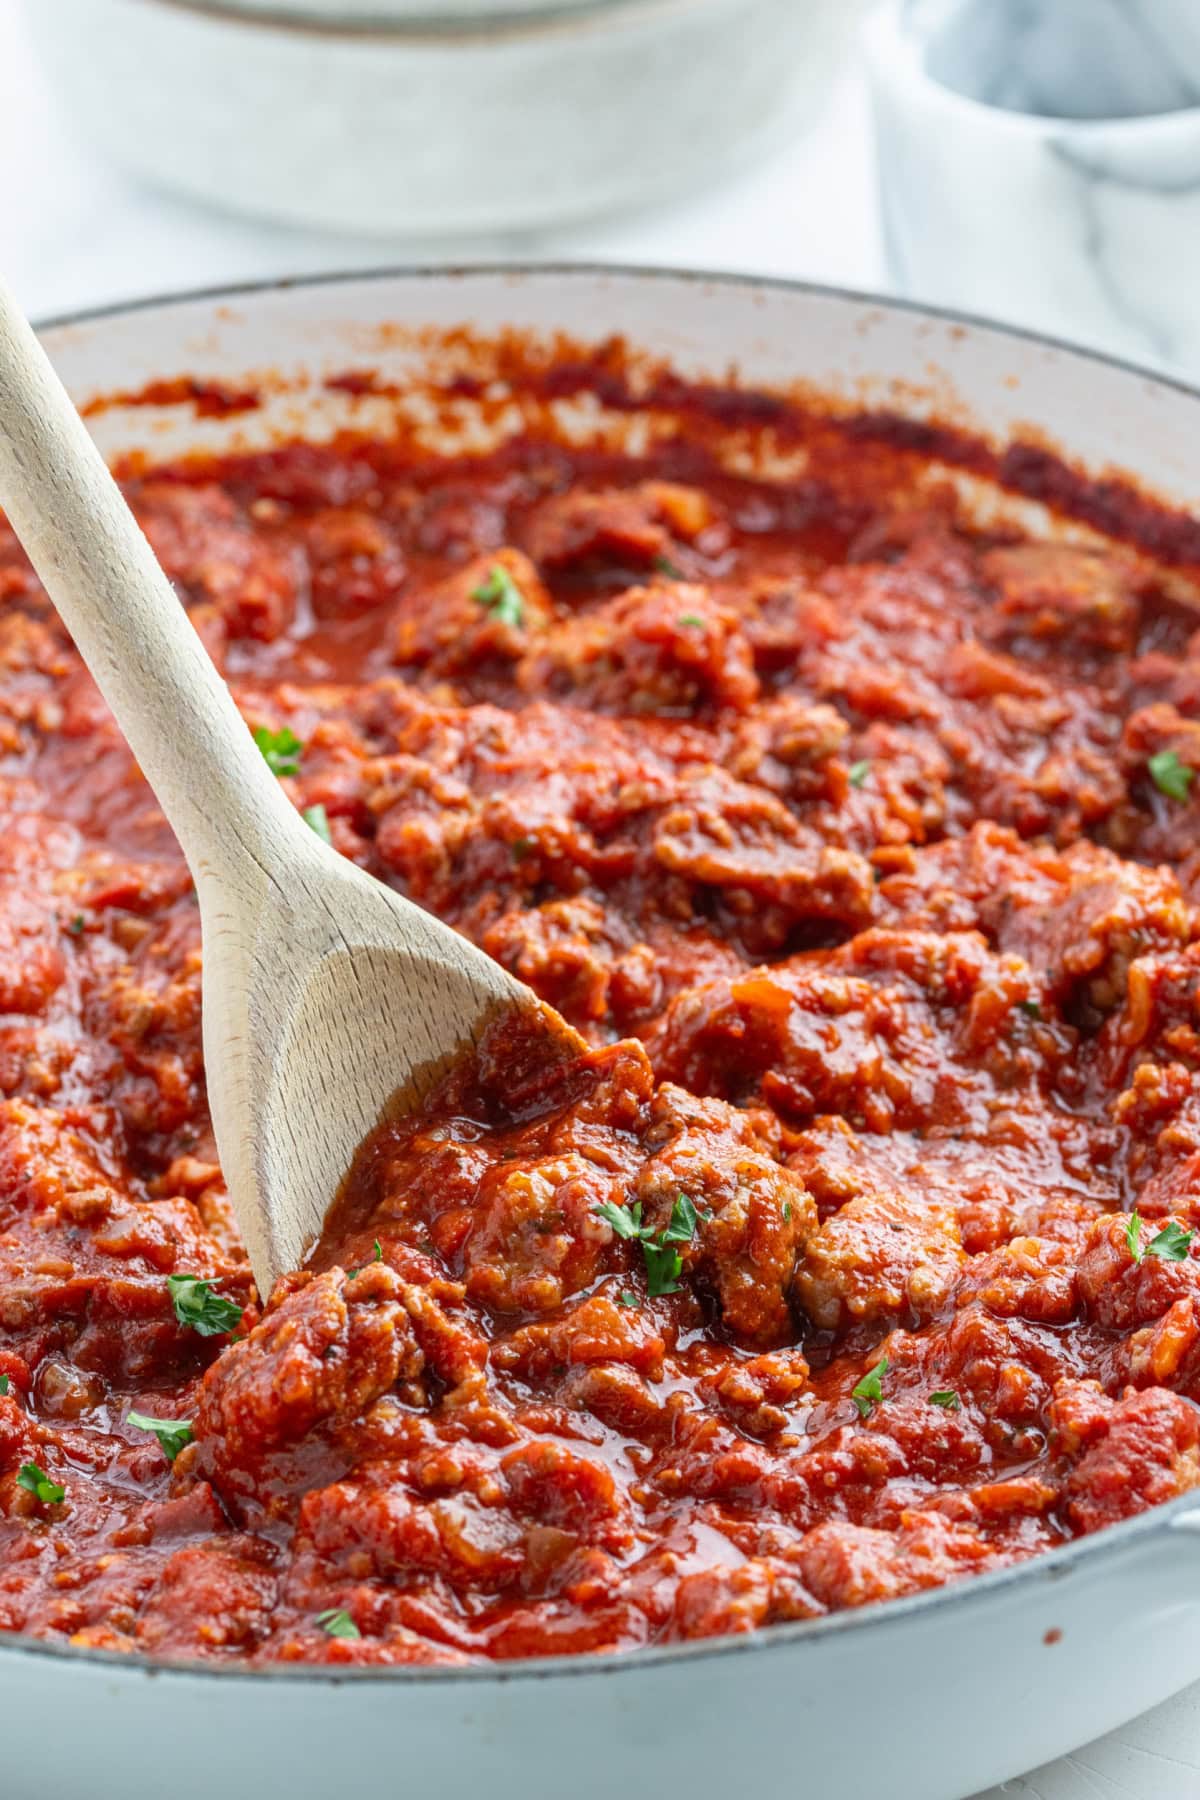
[25,0,863,236]
[8,265,1200,1800]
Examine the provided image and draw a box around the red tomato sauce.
[3,409,1200,1666]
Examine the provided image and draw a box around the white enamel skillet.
[5,266,1200,1800]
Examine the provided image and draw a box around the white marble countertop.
[2,0,1200,1791]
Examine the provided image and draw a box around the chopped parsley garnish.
[929,1390,961,1410]
[471,563,525,628]
[18,1462,64,1505]
[67,914,86,937]
[347,1240,384,1280]
[642,1238,685,1298]
[1127,1211,1194,1264]
[252,724,304,778]
[654,555,684,579]
[0,1373,8,1396]
[595,1198,644,1242]
[782,1201,792,1223]
[511,837,535,862]
[1017,998,1042,1018]
[303,803,333,845]
[677,614,705,630]
[1148,749,1194,803]
[616,1291,638,1308]
[1148,1220,1195,1261]
[848,760,871,789]
[316,1608,360,1640]
[127,1410,194,1461]
[594,1192,704,1298]
[663,1193,701,1243]
[167,1274,243,1337]
[851,1355,889,1421]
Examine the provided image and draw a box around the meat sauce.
[4,402,1200,1667]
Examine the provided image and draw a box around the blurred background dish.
[864,0,1200,369]
[26,0,864,237]
[209,0,617,16]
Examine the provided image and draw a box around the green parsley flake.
[1149,749,1194,803]
[1148,1221,1195,1261]
[18,1462,64,1505]
[167,1274,243,1337]
[127,1411,194,1461]
[851,1356,889,1421]
[929,1390,961,1410]
[594,1192,704,1298]
[654,555,684,579]
[782,1201,792,1223]
[67,914,86,937]
[471,564,525,629]
[848,760,871,789]
[1125,1211,1142,1262]
[1017,998,1042,1018]
[303,803,333,845]
[347,1241,384,1280]
[662,1194,701,1244]
[0,1374,8,1396]
[616,1291,638,1309]
[316,1608,360,1640]
[252,724,304,778]
[594,1198,644,1242]
[642,1238,685,1298]
[1125,1211,1195,1265]
[511,837,535,863]
[677,614,706,630]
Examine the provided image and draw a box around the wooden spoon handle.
[0,278,302,888]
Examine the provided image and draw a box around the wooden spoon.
[0,281,579,1297]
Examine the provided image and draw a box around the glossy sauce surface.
[3,421,1200,1665]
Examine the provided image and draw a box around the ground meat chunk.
[460,1150,626,1315]
[131,479,302,641]
[1004,845,1188,1016]
[0,817,73,1016]
[981,542,1144,659]
[1076,1212,1200,1336]
[518,583,759,716]
[302,506,407,618]
[135,1537,279,1657]
[697,1350,811,1438]
[654,929,1048,1130]
[482,897,626,1029]
[523,480,724,577]
[1049,1379,1200,1533]
[651,767,875,954]
[292,1459,530,1594]
[393,549,551,677]
[727,696,848,805]
[194,1265,423,1522]
[795,1511,996,1609]
[631,1085,815,1346]
[670,1554,820,1639]
[795,1178,965,1332]
[492,1291,667,1385]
